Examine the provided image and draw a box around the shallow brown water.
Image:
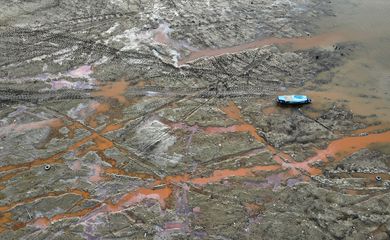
[179,31,350,65]
[311,0,390,123]
[178,0,390,124]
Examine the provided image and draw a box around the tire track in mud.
[0,88,92,103]
[43,106,166,178]
[0,25,156,71]
[1,61,388,234]
[0,92,277,231]
[0,82,171,232]
[23,163,282,230]
[2,0,387,237]
[17,123,389,231]
[1,85,389,233]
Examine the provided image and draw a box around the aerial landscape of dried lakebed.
[0,0,389,239]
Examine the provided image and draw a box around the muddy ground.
[0,0,389,239]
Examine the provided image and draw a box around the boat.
[276,95,311,105]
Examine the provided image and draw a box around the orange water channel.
[76,3,390,228]
[23,123,389,229]
[1,100,388,233]
[1,58,390,232]
[179,31,351,65]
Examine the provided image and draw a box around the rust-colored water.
[204,124,264,143]
[51,205,100,222]
[179,31,349,65]
[4,3,390,232]
[207,101,265,143]
[313,130,390,161]
[222,101,244,122]
[3,130,387,231]
[0,189,89,212]
[0,152,64,172]
[96,152,117,167]
[0,213,12,225]
[91,79,129,104]
[69,133,113,153]
[100,123,124,134]
[288,131,390,175]
[30,204,102,229]
[107,187,173,211]
[31,217,50,229]
[0,188,92,232]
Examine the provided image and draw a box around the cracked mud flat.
[0,0,390,239]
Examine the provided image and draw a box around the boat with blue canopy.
[276,95,311,105]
